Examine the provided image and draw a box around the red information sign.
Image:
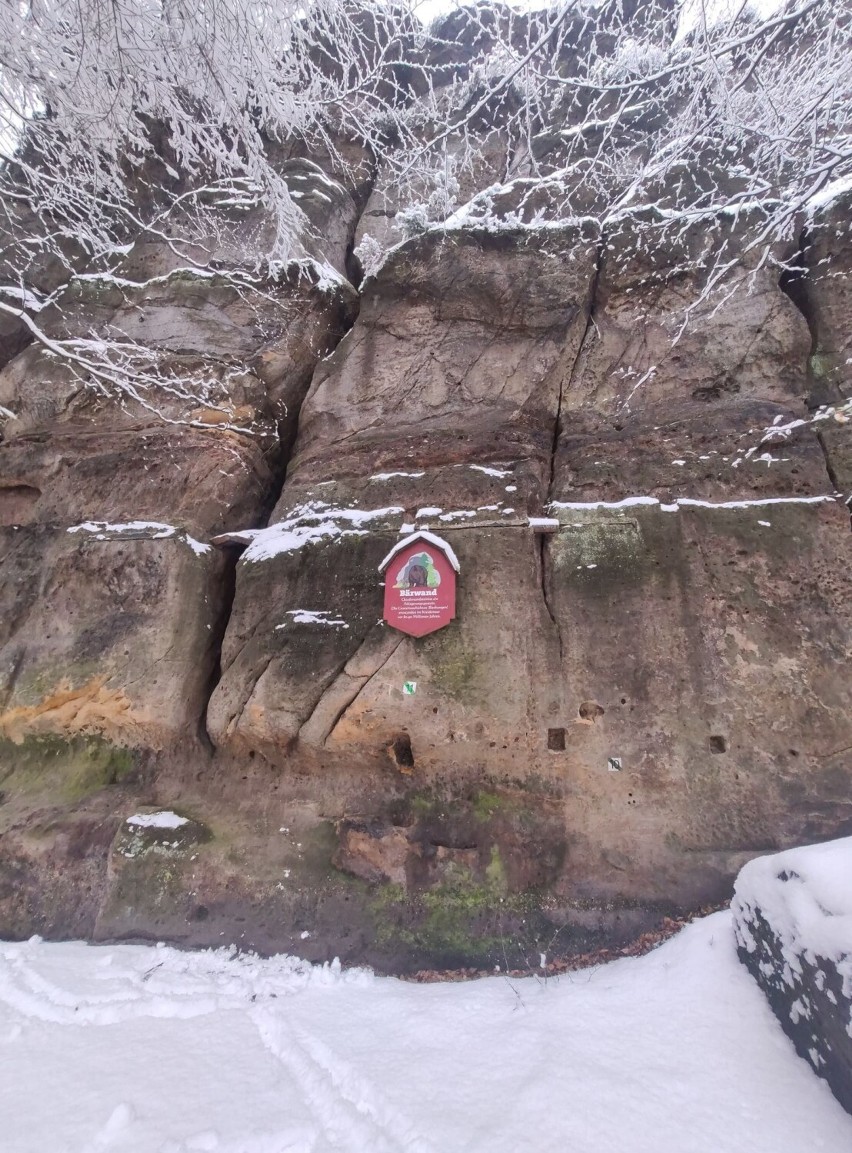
[379,532,458,637]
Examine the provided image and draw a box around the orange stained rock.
[0,676,151,746]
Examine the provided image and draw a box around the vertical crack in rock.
[815,428,851,529]
[778,231,851,527]
[199,163,377,739]
[538,237,604,665]
[538,535,563,665]
[778,228,823,408]
[198,286,361,744]
[197,548,239,752]
[815,428,843,492]
[546,236,604,498]
[274,288,362,476]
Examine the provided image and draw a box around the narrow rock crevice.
[777,228,830,411]
[777,231,850,525]
[815,429,842,493]
[255,152,376,511]
[197,547,239,752]
[198,161,377,742]
[274,286,362,476]
[538,238,604,667]
[778,232,816,339]
[546,236,603,500]
[198,291,360,743]
[538,534,563,666]
[815,428,851,529]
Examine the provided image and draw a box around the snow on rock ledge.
[732,838,852,1116]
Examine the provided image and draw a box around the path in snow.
[1,911,850,1153]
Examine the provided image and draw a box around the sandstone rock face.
[555,213,819,501]
[198,212,850,970]
[0,147,362,758]
[0,127,850,971]
[800,190,852,494]
[206,226,599,762]
[802,191,852,408]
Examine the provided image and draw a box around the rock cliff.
[0,13,850,972]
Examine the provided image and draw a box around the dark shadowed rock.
[733,839,852,1116]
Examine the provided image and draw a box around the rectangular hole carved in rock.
[0,484,41,525]
[390,732,414,769]
[547,727,566,752]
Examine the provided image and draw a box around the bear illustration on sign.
[394,552,441,591]
[379,532,459,637]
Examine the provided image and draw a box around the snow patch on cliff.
[550,495,836,513]
[126,812,188,830]
[67,521,211,555]
[277,610,349,629]
[243,503,404,563]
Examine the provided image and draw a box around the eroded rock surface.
[196,204,850,968]
[0,98,850,973]
[0,152,362,755]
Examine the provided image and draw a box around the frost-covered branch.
[0,0,849,416]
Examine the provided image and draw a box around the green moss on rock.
[368,854,533,964]
[0,734,135,803]
[429,634,481,702]
[112,810,211,862]
[472,790,504,821]
[809,350,834,379]
[551,516,652,593]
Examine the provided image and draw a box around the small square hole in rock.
[547,727,566,751]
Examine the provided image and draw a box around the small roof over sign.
[378,531,461,574]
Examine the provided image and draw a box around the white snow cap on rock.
[126,811,188,830]
[549,495,836,513]
[733,836,852,969]
[243,503,404,563]
[469,464,513,478]
[370,471,425,481]
[278,610,349,629]
[67,521,210,555]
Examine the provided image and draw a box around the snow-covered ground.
[1,911,850,1153]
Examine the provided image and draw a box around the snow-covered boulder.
[732,838,852,1115]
